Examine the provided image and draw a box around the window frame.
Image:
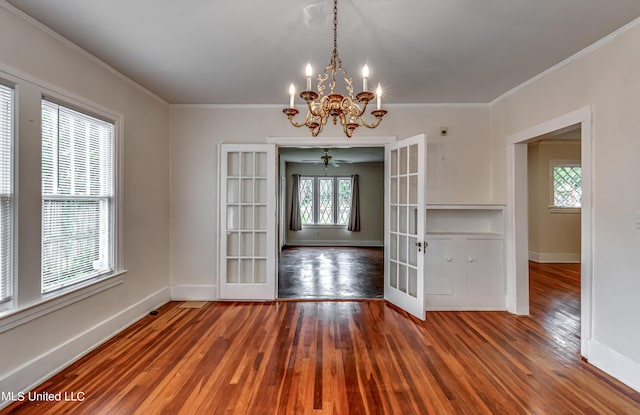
[549,160,582,214]
[40,95,123,296]
[299,175,351,226]
[0,81,15,310]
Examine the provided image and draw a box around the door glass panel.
[255,179,266,203]
[390,206,397,232]
[255,206,266,230]
[240,259,253,283]
[390,261,398,288]
[390,233,398,261]
[241,206,253,230]
[241,153,253,176]
[409,175,417,204]
[399,207,407,234]
[242,179,253,203]
[228,152,240,176]
[255,259,266,283]
[408,144,418,174]
[391,177,398,204]
[399,264,407,293]
[227,259,239,283]
[391,149,398,176]
[408,236,417,266]
[399,147,408,175]
[255,152,267,177]
[409,208,417,236]
[227,179,239,203]
[399,176,407,204]
[399,235,407,263]
[255,232,266,257]
[241,233,253,256]
[227,233,239,256]
[408,267,417,297]
[227,206,239,230]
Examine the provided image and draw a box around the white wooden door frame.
[505,106,593,358]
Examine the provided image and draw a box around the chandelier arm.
[359,114,385,129]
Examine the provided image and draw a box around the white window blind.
[41,99,114,293]
[0,84,13,303]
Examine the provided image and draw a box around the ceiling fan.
[302,148,351,168]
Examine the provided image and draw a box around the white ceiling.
[6,0,640,105]
[280,147,384,164]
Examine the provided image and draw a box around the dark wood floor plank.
[4,263,640,414]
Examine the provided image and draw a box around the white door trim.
[505,105,592,358]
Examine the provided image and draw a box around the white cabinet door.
[219,144,276,300]
[466,238,505,296]
[425,237,454,295]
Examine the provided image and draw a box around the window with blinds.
[0,84,14,304]
[41,99,115,293]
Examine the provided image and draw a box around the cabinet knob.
[468,257,475,262]
[446,257,452,262]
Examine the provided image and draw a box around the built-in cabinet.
[425,205,505,310]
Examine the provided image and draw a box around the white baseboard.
[170,284,217,301]
[529,251,581,263]
[285,240,384,247]
[588,339,640,392]
[0,287,170,409]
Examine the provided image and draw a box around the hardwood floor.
[278,247,384,299]
[4,263,640,414]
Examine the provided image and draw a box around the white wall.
[528,138,581,262]
[0,3,170,400]
[492,20,640,389]
[284,162,384,246]
[169,104,495,298]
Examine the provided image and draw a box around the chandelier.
[283,0,387,138]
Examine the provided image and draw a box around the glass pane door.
[220,144,275,300]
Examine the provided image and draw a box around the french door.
[219,144,276,300]
[385,134,426,319]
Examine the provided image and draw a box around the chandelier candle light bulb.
[362,64,369,91]
[282,0,387,137]
[289,84,296,108]
[376,83,382,110]
[305,63,313,91]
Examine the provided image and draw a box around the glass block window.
[337,178,351,225]
[552,164,582,208]
[298,176,351,225]
[299,177,314,224]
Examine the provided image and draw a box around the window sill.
[548,206,581,214]
[302,224,348,230]
[0,270,127,335]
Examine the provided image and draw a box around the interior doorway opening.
[277,146,385,300]
[526,127,582,349]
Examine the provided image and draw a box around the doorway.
[506,106,592,358]
[277,146,385,300]
[526,128,582,346]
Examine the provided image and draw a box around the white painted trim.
[170,285,217,301]
[0,2,167,106]
[491,16,640,105]
[285,240,384,247]
[267,136,396,146]
[588,340,640,392]
[0,272,126,334]
[506,106,593,359]
[425,306,506,311]
[0,287,170,409]
[170,103,490,110]
[528,251,581,263]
